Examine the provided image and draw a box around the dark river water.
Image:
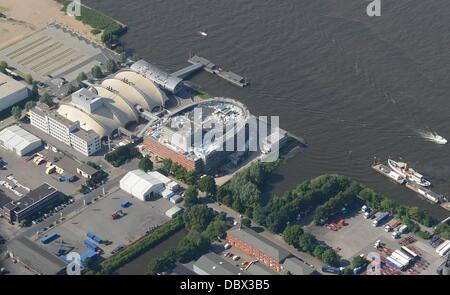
[84,0,450,220]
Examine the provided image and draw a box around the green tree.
[198,176,217,196]
[39,93,53,106]
[67,83,78,95]
[184,186,199,207]
[322,249,339,267]
[343,267,353,275]
[25,101,36,111]
[0,60,7,73]
[91,65,103,79]
[139,156,153,172]
[11,106,22,120]
[313,245,327,259]
[119,52,128,63]
[77,72,88,85]
[297,233,317,254]
[106,59,117,73]
[31,82,39,99]
[183,204,215,231]
[130,54,140,62]
[203,219,230,241]
[24,74,33,85]
[175,230,210,263]
[352,256,367,268]
[241,217,251,228]
[147,250,176,275]
[282,225,304,248]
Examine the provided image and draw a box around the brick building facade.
[143,136,203,172]
[227,227,290,273]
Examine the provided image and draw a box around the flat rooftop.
[0,72,27,97]
[147,98,249,158]
[8,236,66,275]
[9,183,58,213]
[193,252,242,275]
[0,190,13,207]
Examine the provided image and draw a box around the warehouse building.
[282,257,315,275]
[193,252,241,275]
[0,125,42,156]
[0,72,29,112]
[76,164,99,179]
[7,236,66,275]
[165,206,183,219]
[130,60,184,94]
[227,227,291,272]
[1,183,62,223]
[119,170,172,201]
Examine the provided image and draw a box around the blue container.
[83,240,98,251]
[41,232,59,244]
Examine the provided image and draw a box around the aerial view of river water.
[84,0,450,220]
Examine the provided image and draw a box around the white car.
[232,255,240,261]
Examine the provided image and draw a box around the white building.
[29,103,101,156]
[165,206,183,219]
[0,72,29,112]
[119,170,166,201]
[0,125,42,156]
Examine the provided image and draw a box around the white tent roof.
[120,170,164,198]
[148,171,172,185]
[0,125,41,153]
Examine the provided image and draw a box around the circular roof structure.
[114,71,168,107]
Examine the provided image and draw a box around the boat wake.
[416,129,447,145]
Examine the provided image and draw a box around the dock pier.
[372,163,449,209]
[181,55,249,87]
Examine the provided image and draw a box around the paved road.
[207,201,326,274]
[0,116,14,130]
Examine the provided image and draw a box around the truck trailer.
[373,212,390,227]
[438,242,450,257]
[436,240,450,254]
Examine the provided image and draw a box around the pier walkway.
[171,54,249,87]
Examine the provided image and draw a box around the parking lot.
[36,189,174,259]
[306,211,445,275]
[0,145,81,199]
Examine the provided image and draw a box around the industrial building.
[227,227,291,272]
[282,257,315,275]
[0,72,29,112]
[29,76,169,156]
[193,252,242,275]
[142,98,251,173]
[1,183,62,223]
[130,60,184,94]
[0,125,42,156]
[7,236,67,275]
[119,170,172,201]
[30,103,101,156]
[76,164,99,179]
[165,206,183,219]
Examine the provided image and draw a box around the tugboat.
[388,159,431,187]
